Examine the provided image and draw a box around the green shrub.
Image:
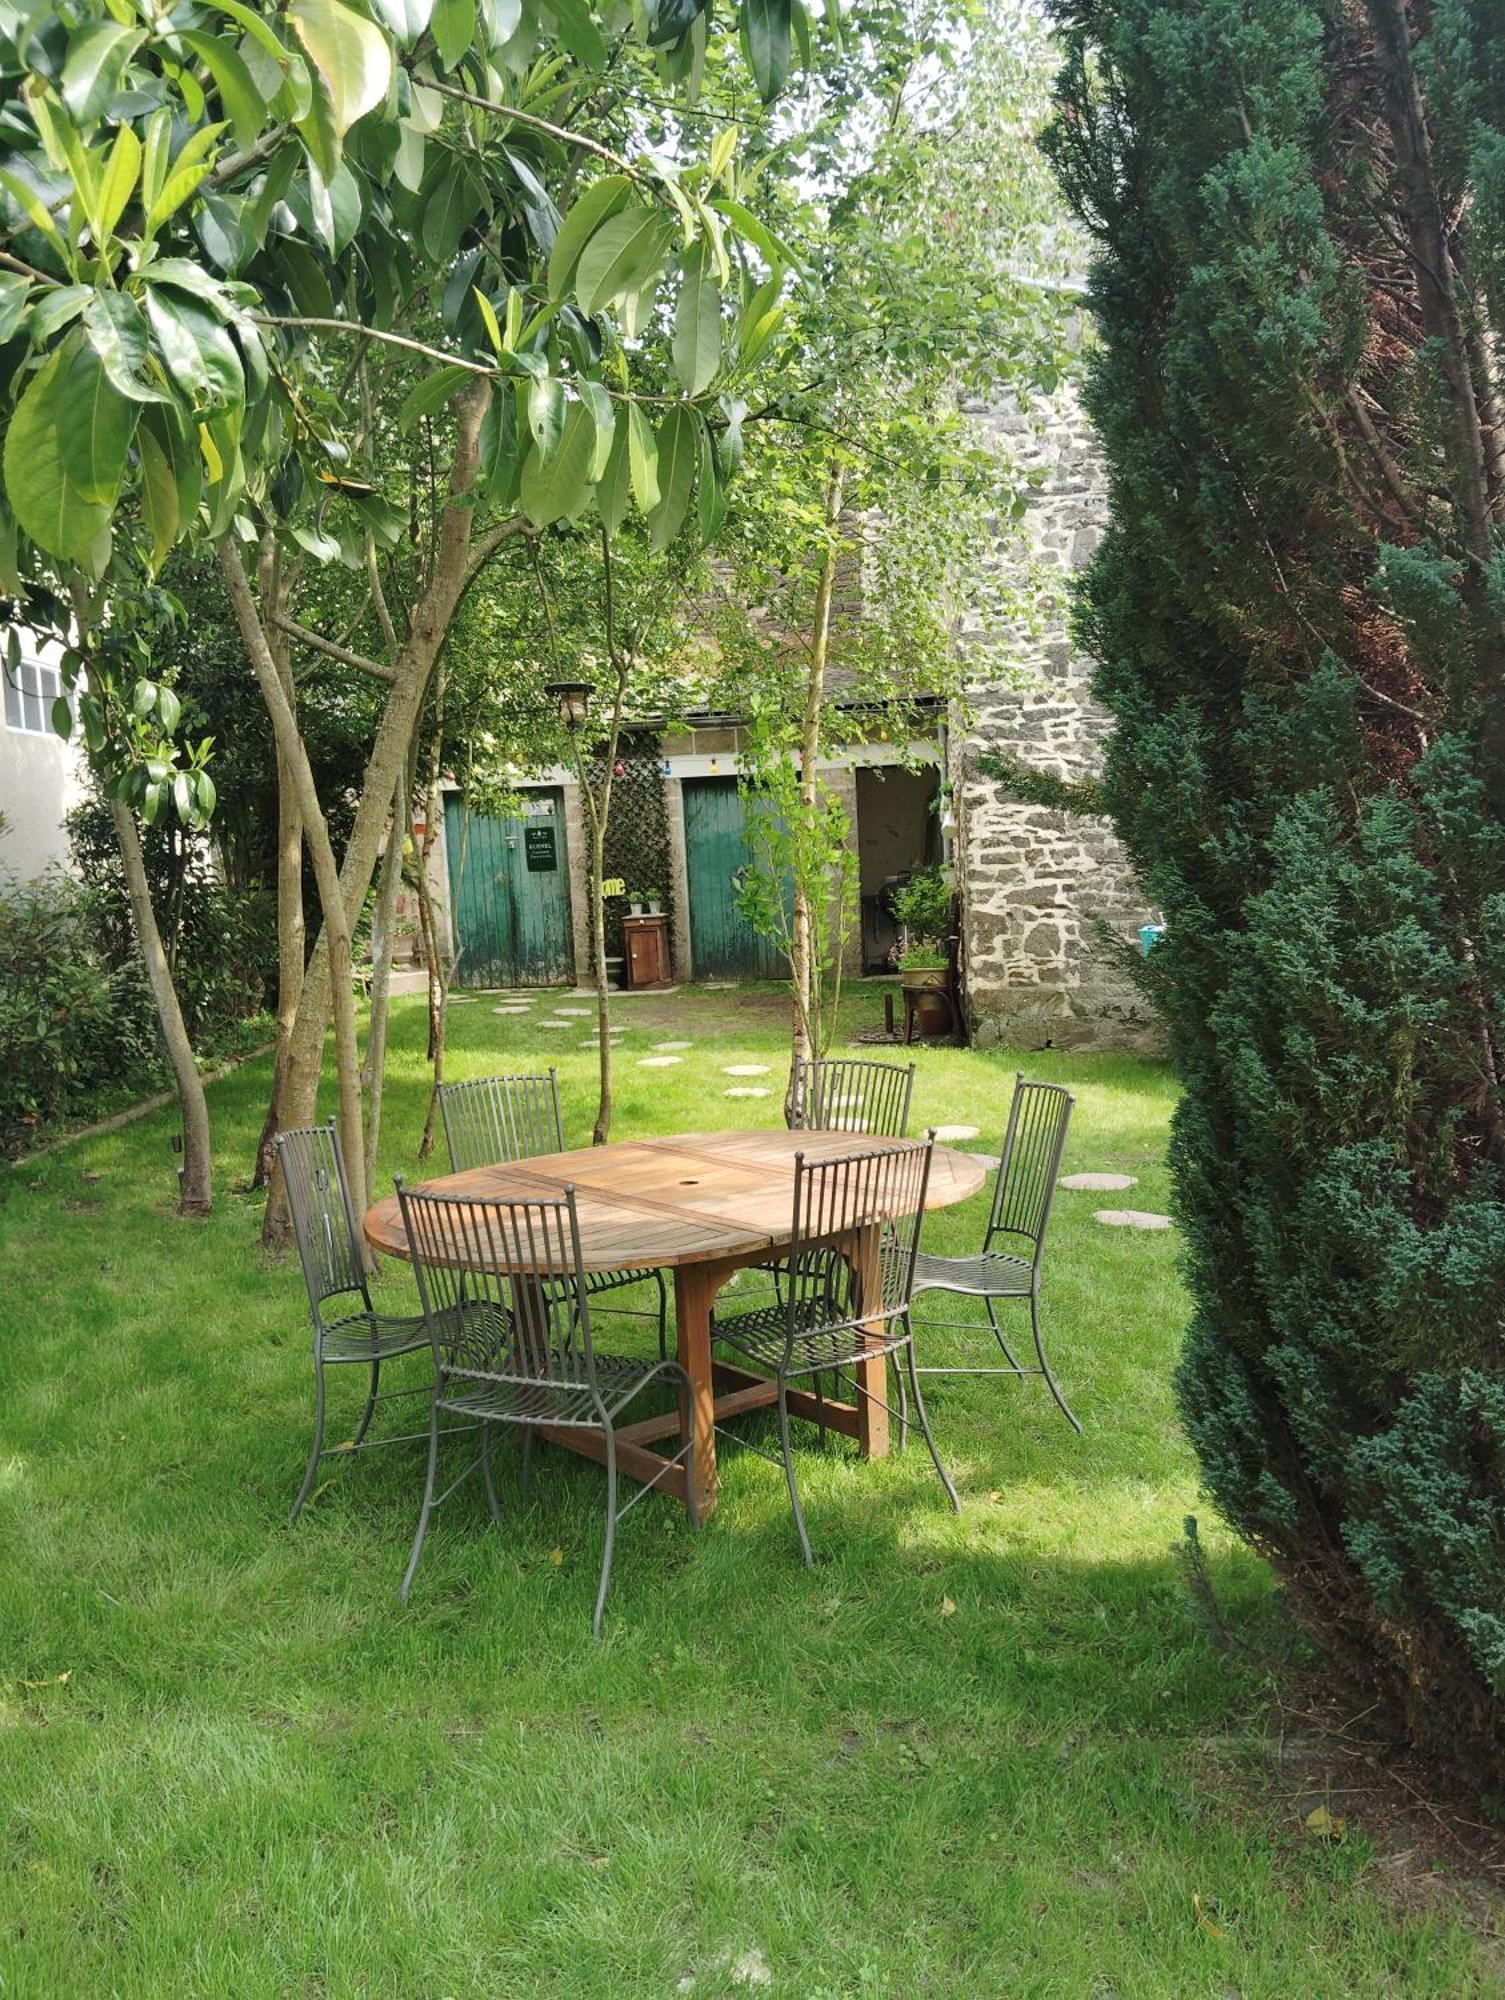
[1047,0,1505,1776]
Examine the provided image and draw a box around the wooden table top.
[363,1128,988,1272]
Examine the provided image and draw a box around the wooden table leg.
[848,1223,889,1458]
[674,1257,737,1523]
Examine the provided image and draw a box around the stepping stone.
[555,1007,592,1017]
[932,1124,979,1142]
[491,1005,530,1015]
[539,1019,575,1029]
[1060,1172,1138,1192]
[639,1055,682,1068]
[1094,1209,1172,1231]
[966,1151,998,1168]
[448,996,476,1006]
[723,1063,770,1077]
[654,1040,692,1051]
[726,1086,770,1099]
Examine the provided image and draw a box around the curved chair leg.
[892,1349,909,1452]
[290,1348,327,1524]
[903,1329,959,1512]
[520,1423,536,1504]
[654,1269,669,1360]
[984,1298,1028,1374]
[480,1421,503,1525]
[593,1430,618,1638]
[400,1404,443,1603]
[350,1356,382,1448]
[1031,1292,1082,1433]
[777,1379,815,1566]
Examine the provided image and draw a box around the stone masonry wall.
[950,374,1161,1053]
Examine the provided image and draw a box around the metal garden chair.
[394,1179,696,1633]
[908,1074,1080,1431]
[438,1070,669,1355]
[277,1120,442,1523]
[790,1055,916,1137]
[712,1136,957,1563]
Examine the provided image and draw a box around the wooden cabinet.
[623,913,672,989]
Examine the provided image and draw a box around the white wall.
[0,630,88,883]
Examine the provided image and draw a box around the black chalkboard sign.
[524,823,556,872]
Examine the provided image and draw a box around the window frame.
[2,653,66,738]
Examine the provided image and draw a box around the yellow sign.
[601,877,625,896]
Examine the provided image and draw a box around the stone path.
[654,1041,692,1051]
[726,1086,770,1099]
[1060,1171,1138,1192]
[638,1055,682,1068]
[723,1063,770,1077]
[932,1123,979,1143]
[555,1007,592,1017]
[1093,1209,1172,1231]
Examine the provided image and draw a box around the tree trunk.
[590,808,612,1145]
[785,460,846,1124]
[218,541,370,1250]
[263,383,506,1239]
[110,797,214,1215]
[361,766,407,1192]
[252,595,304,1192]
[417,675,458,1161]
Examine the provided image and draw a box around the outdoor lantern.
[613,759,626,776]
[545,679,593,731]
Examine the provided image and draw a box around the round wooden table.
[364,1128,987,1520]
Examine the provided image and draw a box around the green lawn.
[1,984,1493,1995]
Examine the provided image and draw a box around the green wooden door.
[445,789,575,988]
[682,777,787,979]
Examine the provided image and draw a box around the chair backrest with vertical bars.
[985,1076,1074,1265]
[395,1181,601,1398]
[275,1121,370,1320]
[438,1070,565,1173]
[790,1057,916,1138]
[783,1137,935,1347]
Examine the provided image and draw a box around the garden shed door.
[444,789,575,988]
[681,777,787,979]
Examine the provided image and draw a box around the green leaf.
[742,0,790,102]
[712,197,803,275]
[61,22,145,124]
[430,0,476,66]
[626,401,660,513]
[519,401,594,525]
[137,418,180,566]
[397,363,473,430]
[648,405,695,548]
[477,385,521,503]
[474,287,504,355]
[196,771,217,818]
[3,347,114,565]
[0,272,28,345]
[548,0,606,69]
[695,409,726,541]
[53,331,140,502]
[528,375,565,458]
[51,694,72,738]
[578,379,615,478]
[96,123,142,241]
[672,237,720,395]
[735,270,784,372]
[574,204,673,318]
[158,684,182,734]
[0,168,71,267]
[142,288,242,409]
[595,412,630,535]
[211,0,293,67]
[548,174,631,301]
[370,0,434,46]
[141,401,203,530]
[421,157,486,264]
[82,293,166,405]
[179,30,269,148]
[289,0,393,136]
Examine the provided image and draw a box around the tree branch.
[418,76,652,189]
[272,614,395,682]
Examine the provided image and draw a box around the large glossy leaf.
[137,419,180,566]
[370,0,434,46]
[289,0,393,135]
[574,205,672,318]
[578,379,615,478]
[143,287,243,410]
[82,293,166,404]
[477,384,521,505]
[397,363,473,430]
[179,30,269,148]
[528,374,565,457]
[421,157,486,264]
[645,0,703,49]
[743,0,791,102]
[519,401,594,525]
[61,22,145,125]
[672,238,720,395]
[96,124,142,241]
[0,273,27,345]
[4,341,129,566]
[54,332,142,501]
[648,404,696,548]
[626,401,660,512]
[548,174,631,301]
[430,0,475,65]
[548,0,606,68]
[595,413,631,534]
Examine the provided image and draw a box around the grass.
[0,982,1496,1995]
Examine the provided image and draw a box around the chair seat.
[712,1300,906,1376]
[438,1352,672,1428]
[911,1249,1032,1298]
[585,1266,658,1297]
[319,1308,430,1362]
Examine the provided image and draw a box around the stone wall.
[950,375,1161,1053]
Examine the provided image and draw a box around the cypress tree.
[1044,0,1505,1772]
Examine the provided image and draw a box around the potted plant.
[645,889,663,916]
[890,867,956,1035]
[628,889,646,916]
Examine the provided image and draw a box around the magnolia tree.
[0,0,806,1226]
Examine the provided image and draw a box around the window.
[3,655,64,737]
